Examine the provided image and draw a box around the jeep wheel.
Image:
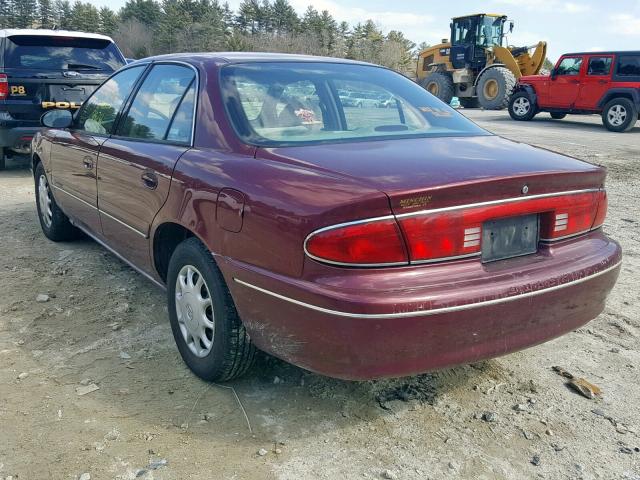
[34,162,80,241]
[550,112,567,120]
[602,98,637,132]
[420,72,454,104]
[477,67,516,110]
[508,92,537,121]
[167,237,256,381]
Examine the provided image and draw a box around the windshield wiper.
[66,63,102,71]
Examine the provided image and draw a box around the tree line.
[0,0,420,72]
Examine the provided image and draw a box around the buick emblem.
[522,184,529,194]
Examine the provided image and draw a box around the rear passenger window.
[556,57,582,76]
[617,55,640,76]
[587,57,612,76]
[118,64,196,142]
[76,66,145,135]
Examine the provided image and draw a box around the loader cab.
[450,14,507,70]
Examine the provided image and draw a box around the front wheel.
[602,98,637,132]
[167,238,256,381]
[34,162,79,241]
[508,92,537,121]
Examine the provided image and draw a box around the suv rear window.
[617,55,640,76]
[4,35,125,71]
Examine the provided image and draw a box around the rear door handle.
[598,80,608,84]
[141,171,158,190]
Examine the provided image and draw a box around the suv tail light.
[305,190,607,267]
[0,74,8,99]
[304,217,409,266]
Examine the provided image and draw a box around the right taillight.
[304,217,409,266]
[592,190,608,230]
[0,74,8,100]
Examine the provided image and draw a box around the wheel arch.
[473,64,507,87]
[598,88,640,110]
[152,221,201,283]
[514,83,538,106]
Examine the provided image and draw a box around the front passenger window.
[75,66,145,135]
[117,64,196,142]
[556,57,583,76]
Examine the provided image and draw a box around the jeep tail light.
[305,218,409,266]
[0,74,8,99]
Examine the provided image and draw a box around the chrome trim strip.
[410,252,481,265]
[52,185,97,210]
[99,209,148,238]
[541,227,598,243]
[394,188,601,218]
[70,220,166,290]
[233,260,621,319]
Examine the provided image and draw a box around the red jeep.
[508,51,640,132]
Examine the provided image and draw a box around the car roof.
[130,51,376,67]
[0,28,114,41]
[561,51,640,56]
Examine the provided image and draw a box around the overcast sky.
[86,0,640,61]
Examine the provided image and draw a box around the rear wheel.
[459,97,479,109]
[602,98,637,132]
[420,72,454,104]
[550,112,567,119]
[477,67,516,110]
[167,237,256,381]
[34,162,80,241]
[508,91,537,121]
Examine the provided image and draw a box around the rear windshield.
[220,62,488,147]
[4,35,125,72]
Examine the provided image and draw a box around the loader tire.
[477,67,516,110]
[420,72,454,104]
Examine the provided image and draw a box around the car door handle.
[82,156,94,169]
[598,80,607,84]
[141,171,158,190]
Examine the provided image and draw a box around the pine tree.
[120,0,162,28]
[0,0,15,28]
[54,0,71,28]
[14,0,38,28]
[99,6,118,35]
[38,0,55,27]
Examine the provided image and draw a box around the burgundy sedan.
[32,53,621,381]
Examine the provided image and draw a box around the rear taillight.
[305,190,607,267]
[305,217,408,266]
[0,74,8,100]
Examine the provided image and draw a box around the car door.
[547,56,584,107]
[49,65,146,235]
[97,63,197,272]
[575,55,614,110]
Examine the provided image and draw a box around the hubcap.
[38,174,53,228]
[483,79,499,100]
[175,265,214,358]
[513,97,531,116]
[607,105,627,127]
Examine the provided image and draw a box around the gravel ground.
[1,110,639,480]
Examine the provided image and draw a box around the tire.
[508,91,537,121]
[602,97,637,132]
[34,162,80,242]
[0,148,5,171]
[477,67,517,110]
[459,97,479,109]
[550,112,567,119]
[167,237,256,381]
[420,72,454,104]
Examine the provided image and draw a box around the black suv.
[0,29,126,169]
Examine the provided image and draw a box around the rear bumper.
[220,231,622,380]
[0,118,39,151]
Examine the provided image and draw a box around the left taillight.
[0,74,8,100]
[304,217,409,266]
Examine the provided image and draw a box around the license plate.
[482,214,539,262]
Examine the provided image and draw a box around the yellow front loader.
[416,14,547,109]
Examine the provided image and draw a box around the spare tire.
[420,72,454,104]
[477,67,516,110]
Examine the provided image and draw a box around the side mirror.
[550,68,557,80]
[41,109,73,128]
